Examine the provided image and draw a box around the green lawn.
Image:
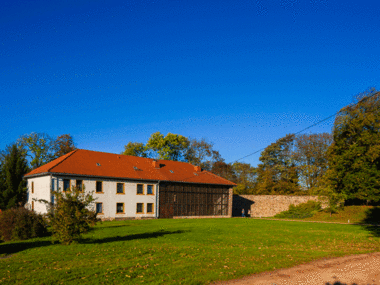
[1,218,379,285]
[303,206,380,224]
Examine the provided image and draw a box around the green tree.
[293,133,332,191]
[254,167,277,195]
[43,186,97,244]
[0,144,29,209]
[146,132,190,161]
[231,162,257,194]
[121,142,148,157]
[325,89,380,202]
[17,132,55,169]
[256,134,300,194]
[53,134,76,158]
[186,138,223,171]
[211,161,237,182]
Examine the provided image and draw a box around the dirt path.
[213,252,380,285]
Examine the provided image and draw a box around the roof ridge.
[48,149,79,172]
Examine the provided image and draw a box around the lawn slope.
[1,218,379,284]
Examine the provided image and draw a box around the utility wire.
[234,91,379,163]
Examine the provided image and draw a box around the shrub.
[275,200,322,219]
[0,207,48,242]
[43,186,98,245]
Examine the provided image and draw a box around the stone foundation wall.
[173,215,230,219]
[233,195,327,217]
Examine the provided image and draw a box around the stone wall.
[233,195,327,217]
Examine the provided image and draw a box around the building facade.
[24,149,235,219]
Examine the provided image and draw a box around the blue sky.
[1,0,379,166]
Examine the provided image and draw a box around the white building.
[24,149,235,219]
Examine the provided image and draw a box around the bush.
[274,200,322,219]
[0,207,48,241]
[44,186,98,245]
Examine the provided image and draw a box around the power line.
[234,91,379,163]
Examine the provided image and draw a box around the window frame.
[147,203,154,214]
[96,181,103,194]
[76,179,83,192]
[63,179,70,192]
[136,203,144,214]
[116,182,125,194]
[147,184,154,195]
[136,184,144,195]
[96,202,103,215]
[116,203,125,214]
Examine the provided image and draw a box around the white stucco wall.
[53,176,158,219]
[26,176,52,214]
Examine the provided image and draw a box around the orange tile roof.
[24,149,236,186]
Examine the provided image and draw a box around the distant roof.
[24,149,236,186]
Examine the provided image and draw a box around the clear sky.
[1,0,379,166]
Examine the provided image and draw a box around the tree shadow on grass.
[356,207,380,237]
[0,239,52,257]
[82,230,187,244]
[95,224,132,229]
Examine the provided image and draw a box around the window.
[96,203,103,214]
[63,179,70,191]
[96,181,103,193]
[147,185,154,195]
[32,200,34,211]
[136,203,144,214]
[137,184,143,195]
[116,203,124,214]
[31,181,34,194]
[76,180,83,191]
[117,183,124,194]
[147,203,154,213]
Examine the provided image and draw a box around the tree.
[211,161,237,182]
[53,134,76,158]
[230,162,257,194]
[325,89,380,202]
[186,138,223,171]
[146,132,190,161]
[254,167,277,195]
[256,134,300,194]
[121,133,226,170]
[0,144,29,209]
[43,186,97,244]
[17,132,55,169]
[293,133,332,191]
[121,142,148,157]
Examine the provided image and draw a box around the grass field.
[304,206,380,224]
[1,218,380,284]
[269,205,380,224]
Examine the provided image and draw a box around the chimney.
[152,160,160,169]
[194,165,201,172]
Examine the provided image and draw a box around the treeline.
[0,134,76,209]
[122,131,332,195]
[121,89,380,206]
[211,133,332,196]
